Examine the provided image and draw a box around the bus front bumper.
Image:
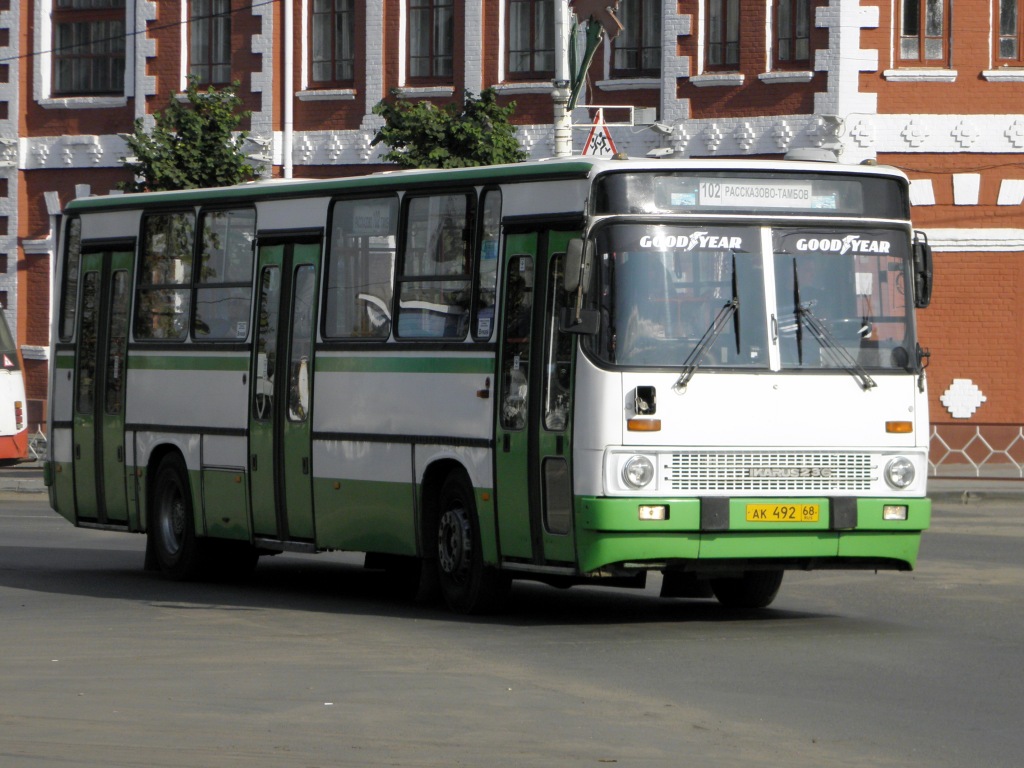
[575,495,931,575]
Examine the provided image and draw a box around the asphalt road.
[0,485,1021,768]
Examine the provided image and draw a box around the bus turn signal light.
[627,418,661,432]
[886,421,913,433]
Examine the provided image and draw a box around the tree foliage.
[371,88,527,169]
[121,77,260,192]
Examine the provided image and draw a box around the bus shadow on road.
[0,542,832,626]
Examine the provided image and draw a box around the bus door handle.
[771,314,779,342]
[251,454,258,471]
[302,457,310,475]
[117,446,123,463]
[503,434,511,453]
[75,444,80,460]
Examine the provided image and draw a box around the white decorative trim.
[882,69,958,82]
[595,78,661,91]
[296,89,358,101]
[953,173,981,206]
[940,379,987,419]
[491,82,555,95]
[920,228,1024,252]
[661,9,691,123]
[20,346,50,362]
[909,179,936,206]
[38,97,129,110]
[22,239,54,256]
[982,69,1024,82]
[758,71,815,84]
[689,73,744,87]
[997,180,1024,206]
[394,86,455,98]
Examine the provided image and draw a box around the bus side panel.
[49,426,77,524]
[200,434,250,541]
[312,356,496,554]
[312,439,416,554]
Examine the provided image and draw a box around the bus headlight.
[622,455,656,489]
[885,457,916,489]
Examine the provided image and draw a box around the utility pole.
[553,0,623,158]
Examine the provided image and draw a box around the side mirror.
[912,231,933,309]
[563,238,591,293]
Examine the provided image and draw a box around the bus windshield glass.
[773,227,913,372]
[0,312,18,362]
[584,223,914,373]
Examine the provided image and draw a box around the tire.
[434,474,508,614]
[148,454,206,580]
[710,570,784,610]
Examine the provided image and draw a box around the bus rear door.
[72,244,134,525]
[494,230,577,567]
[249,233,321,545]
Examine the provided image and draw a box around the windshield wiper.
[673,255,741,394]
[792,258,876,391]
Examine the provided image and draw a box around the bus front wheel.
[148,454,206,580]
[435,474,507,614]
[710,570,784,610]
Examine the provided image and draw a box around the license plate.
[745,503,820,522]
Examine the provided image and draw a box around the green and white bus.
[46,156,933,612]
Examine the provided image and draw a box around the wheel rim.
[158,481,186,557]
[437,505,472,586]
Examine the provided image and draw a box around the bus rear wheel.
[149,454,206,580]
[710,570,784,610]
[435,474,507,614]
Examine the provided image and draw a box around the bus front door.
[249,236,321,545]
[494,232,577,567]
[72,246,134,526]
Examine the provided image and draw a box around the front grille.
[664,452,874,493]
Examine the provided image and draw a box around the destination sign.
[698,180,836,210]
[594,171,908,219]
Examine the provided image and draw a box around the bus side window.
[134,211,195,341]
[473,190,501,341]
[59,217,82,342]
[543,254,571,431]
[396,193,474,340]
[193,208,256,341]
[500,255,533,430]
[253,266,281,421]
[324,196,397,340]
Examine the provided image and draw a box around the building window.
[899,0,948,63]
[997,0,1024,62]
[311,0,355,84]
[190,0,232,85]
[706,0,740,69]
[52,0,126,96]
[775,0,810,66]
[408,0,454,82]
[508,0,554,79]
[611,0,661,77]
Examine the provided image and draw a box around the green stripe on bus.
[128,355,250,371]
[316,356,494,374]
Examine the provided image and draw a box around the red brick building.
[3,0,1023,474]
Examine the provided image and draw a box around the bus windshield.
[0,312,18,363]
[584,223,914,373]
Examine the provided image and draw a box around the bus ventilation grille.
[664,452,874,493]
